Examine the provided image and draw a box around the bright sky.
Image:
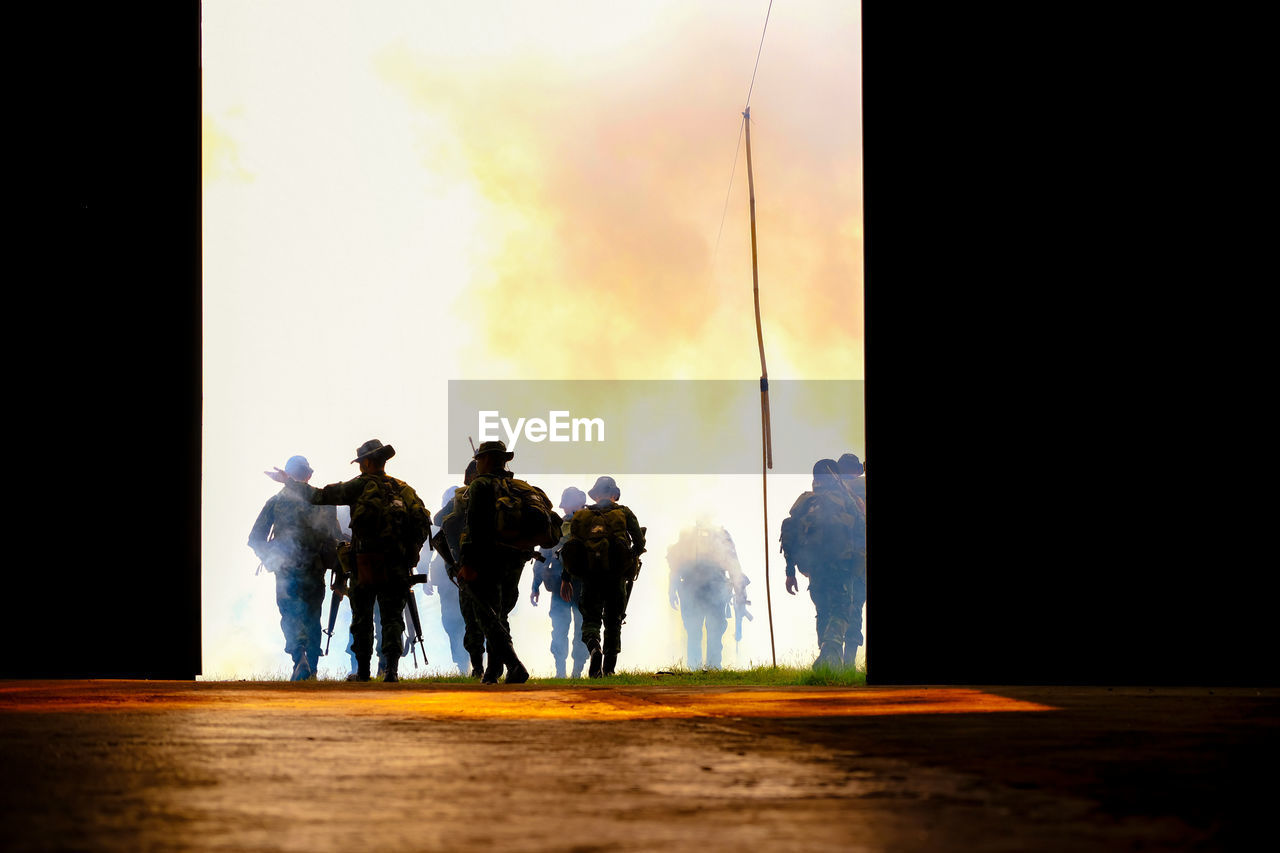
[202,0,863,679]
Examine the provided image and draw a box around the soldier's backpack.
[779,489,866,576]
[492,477,561,550]
[349,474,432,563]
[562,505,640,578]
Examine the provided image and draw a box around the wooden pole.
[744,107,777,667]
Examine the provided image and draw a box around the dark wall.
[7,4,201,679]
[860,7,1273,686]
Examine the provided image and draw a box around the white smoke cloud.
[200,2,864,679]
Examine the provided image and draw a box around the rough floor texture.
[1,682,1275,851]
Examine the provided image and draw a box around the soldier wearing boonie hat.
[455,440,532,684]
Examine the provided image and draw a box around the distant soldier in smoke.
[454,440,543,684]
[435,460,489,678]
[780,458,868,671]
[667,520,748,671]
[248,455,345,681]
[560,476,646,678]
[530,486,589,678]
[266,439,433,683]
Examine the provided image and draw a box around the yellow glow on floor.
[0,682,1055,718]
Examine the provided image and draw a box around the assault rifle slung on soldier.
[403,575,429,668]
[322,541,352,657]
[427,527,516,646]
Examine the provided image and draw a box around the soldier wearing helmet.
[248,454,345,681]
[266,439,433,683]
[531,486,590,678]
[559,475,646,678]
[780,457,868,671]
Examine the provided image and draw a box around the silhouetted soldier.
[267,439,432,683]
[780,458,867,671]
[531,486,589,678]
[667,520,747,671]
[456,441,532,684]
[836,452,868,668]
[249,455,345,680]
[436,460,487,677]
[427,485,471,675]
[838,453,866,502]
[560,476,646,678]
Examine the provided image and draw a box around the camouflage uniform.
[563,477,646,676]
[248,487,343,678]
[781,462,867,670]
[668,524,745,670]
[285,461,431,679]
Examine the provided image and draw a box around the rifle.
[733,589,754,644]
[403,581,428,667]
[322,568,347,656]
[621,551,644,625]
[428,527,514,645]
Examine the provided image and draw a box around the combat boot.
[602,653,617,677]
[290,656,311,682]
[588,650,603,678]
[505,655,530,684]
[482,649,505,684]
[814,642,843,672]
[844,644,862,671]
[571,659,585,678]
[346,660,371,682]
[383,657,399,683]
[555,658,567,679]
[469,650,485,679]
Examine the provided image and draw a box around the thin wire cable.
[712,115,746,262]
[712,0,774,264]
[744,0,774,111]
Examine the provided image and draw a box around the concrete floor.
[1,681,1275,851]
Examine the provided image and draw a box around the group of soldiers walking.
[248,436,867,683]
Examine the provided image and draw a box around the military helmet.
[812,458,841,487]
[284,455,313,479]
[588,475,620,502]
